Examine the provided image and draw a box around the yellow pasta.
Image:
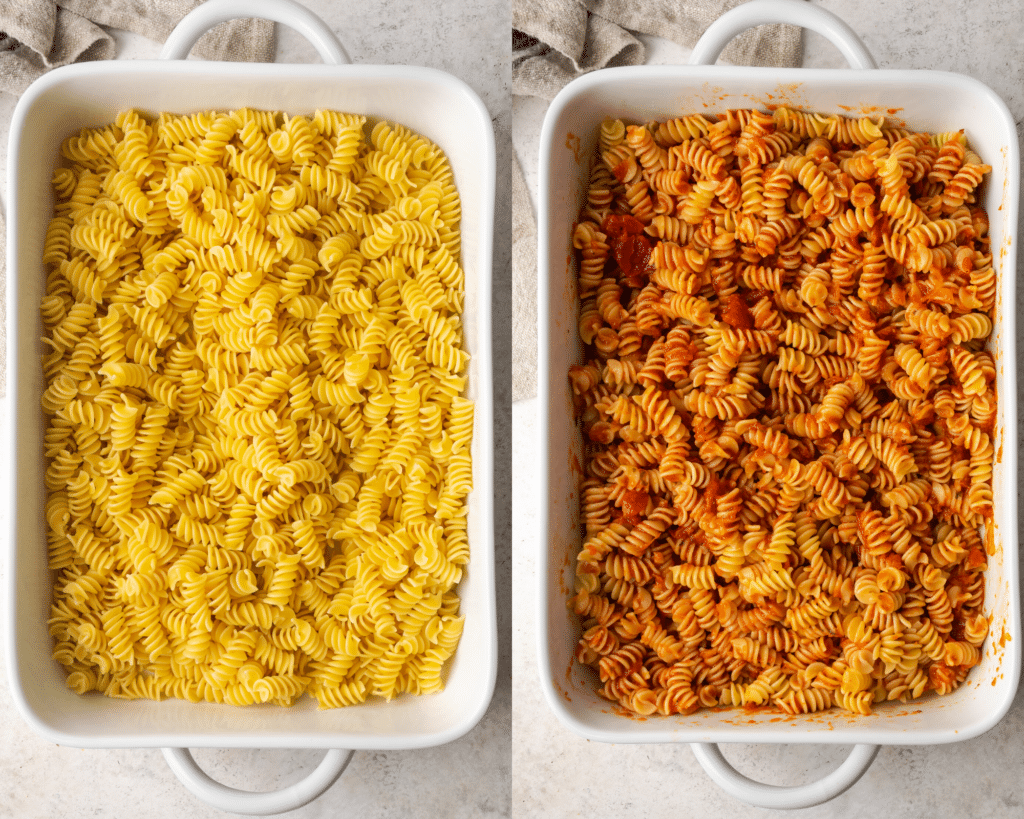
[570,109,996,717]
[42,108,473,707]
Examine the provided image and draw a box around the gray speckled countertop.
[0,1,511,817]
[513,1,1024,817]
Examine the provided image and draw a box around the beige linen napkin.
[512,0,804,401]
[0,1,274,98]
[0,1,276,397]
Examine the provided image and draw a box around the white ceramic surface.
[535,0,1020,808]
[4,0,496,781]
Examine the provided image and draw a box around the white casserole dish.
[537,0,1019,809]
[4,0,496,813]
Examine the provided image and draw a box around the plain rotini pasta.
[42,108,473,708]
[570,110,996,718]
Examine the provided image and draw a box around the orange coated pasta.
[569,108,995,716]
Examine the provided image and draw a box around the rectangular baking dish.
[5,18,496,752]
[537,2,1019,755]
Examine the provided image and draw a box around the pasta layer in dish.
[41,108,472,707]
[569,108,994,717]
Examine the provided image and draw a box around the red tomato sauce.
[722,294,754,329]
[620,489,649,527]
[602,214,652,280]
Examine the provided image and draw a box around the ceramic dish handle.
[162,747,354,815]
[688,0,876,70]
[160,0,349,64]
[690,743,879,810]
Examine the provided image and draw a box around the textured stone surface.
[513,1,1024,817]
[0,1,510,817]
